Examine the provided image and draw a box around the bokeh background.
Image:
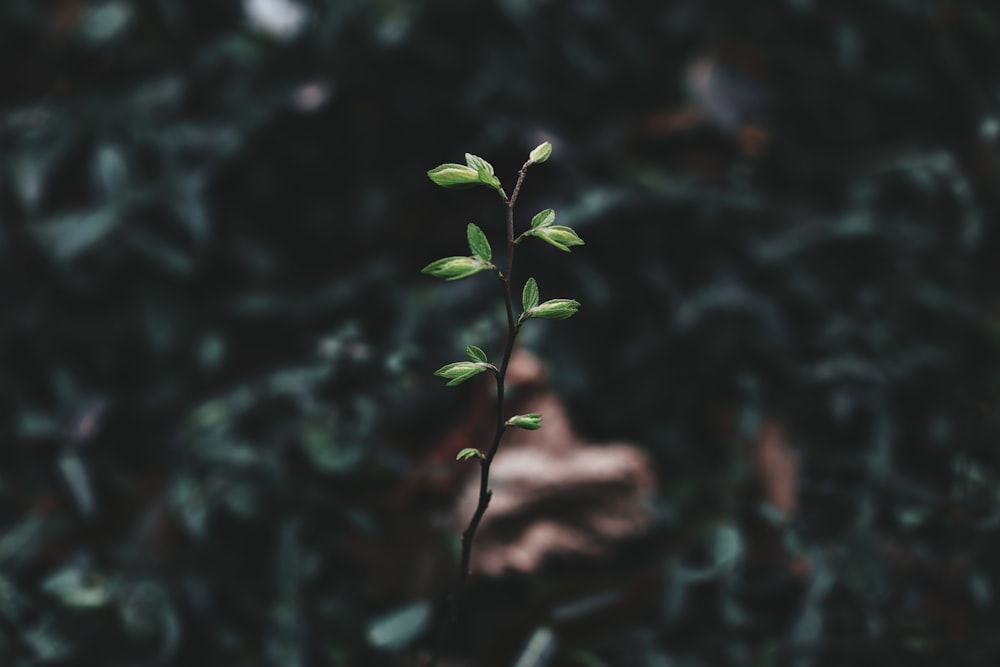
[3,1,1000,665]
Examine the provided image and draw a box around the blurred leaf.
[79,1,133,43]
[58,453,96,517]
[790,558,836,665]
[0,520,44,567]
[712,523,743,573]
[970,573,992,607]
[25,623,73,662]
[30,207,121,261]
[171,476,210,538]
[512,626,557,667]
[118,581,181,658]
[0,575,17,620]
[15,410,62,439]
[92,143,128,199]
[42,569,113,609]
[269,520,305,667]
[300,415,363,473]
[365,601,431,652]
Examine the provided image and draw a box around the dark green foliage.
[2,1,1000,666]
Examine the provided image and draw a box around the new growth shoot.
[421,142,584,664]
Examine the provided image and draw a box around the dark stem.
[424,162,532,666]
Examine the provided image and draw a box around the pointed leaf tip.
[465,345,488,364]
[465,153,503,192]
[530,209,556,229]
[421,256,489,281]
[531,299,580,320]
[467,223,492,262]
[522,277,539,312]
[433,361,490,387]
[532,225,584,252]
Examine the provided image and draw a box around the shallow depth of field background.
[3,1,1000,666]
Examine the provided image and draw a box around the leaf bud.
[506,413,543,430]
[528,141,552,164]
[427,163,481,188]
[530,299,580,320]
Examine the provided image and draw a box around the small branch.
[426,161,532,666]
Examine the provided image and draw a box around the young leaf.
[464,153,494,177]
[506,413,543,430]
[466,345,488,364]
[465,154,502,191]
[528,142,552,164]
[456,448,484,461]
[467,223,492,262]
[427,163,480,189]
[531,298,580,320]
[530,208,556,229]
[532,225,584,252]
[433,361,490,387]
[421,256,489,281]
[522,277,539,312]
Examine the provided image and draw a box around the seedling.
[421,142,583,662]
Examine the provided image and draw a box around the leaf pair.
[457,413,542,461]
[518,208,584,253]
[433,345,495,387]
[520,277,580,321]
[421,223,492,280]
[427,153,503,195]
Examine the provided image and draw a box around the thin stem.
[424,161,533,666]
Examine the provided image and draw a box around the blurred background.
[3,0,1000,665]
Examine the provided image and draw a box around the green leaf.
[532,225,585,252]
[466,345,488,363]
[529,141,552,164]
[456,448,484,461]
[427,163,480,188]
[434,361,490,386]
[464,153,494,177]
[421,256,489,281]
[465,153,502,191]
[530,299,580,320]
[522,277,539,311]
[506,413,543,430]
[530,208,556,229]
[467,223,492,262]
